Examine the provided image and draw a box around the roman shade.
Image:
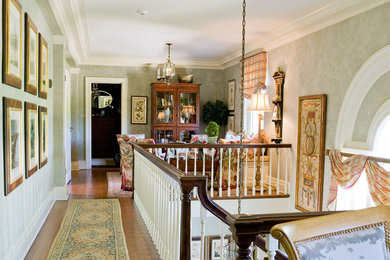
[241,52,267,99]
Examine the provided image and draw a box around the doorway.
[92,83,121,165]
[85,77,128,168]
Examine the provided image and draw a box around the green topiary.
[205,121,220,137]
[201,100,228,126]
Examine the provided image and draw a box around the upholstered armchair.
[116,134,154,191]
[271,206,390,260]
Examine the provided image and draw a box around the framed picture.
[228,115,235,132]
[191,236,203,260]
[39,106,48,168]
[295,94,327,212]
[207,235,231,260]
[25,102,38,178]
[24,13,38,95]
[131,96,148,124]
[38,33,48,99]
[3,97,23,195]
[2,0,23,89]
[228,80,235,111]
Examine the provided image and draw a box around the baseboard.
[78,160,87,169]
[8,189,55,260]
[71,161,79,171]
[92,158,115,166]
[54,185,69,200]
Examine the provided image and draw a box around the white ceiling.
[48,0,389,68]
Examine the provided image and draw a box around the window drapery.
[327,150,390,209]
[241,52,267,99]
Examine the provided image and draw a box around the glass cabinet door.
[156,92,174,123]
[155,130,174,143]
[179,92,197,124]
[179,129,196,143]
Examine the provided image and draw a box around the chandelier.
[157,43,176,84]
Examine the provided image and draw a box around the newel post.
[227,215,263,260]
[180,183,194,260]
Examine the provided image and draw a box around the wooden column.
[180,186,193,260]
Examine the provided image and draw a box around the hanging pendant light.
[157,43,176,85]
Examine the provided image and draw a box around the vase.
[207,136,218,144]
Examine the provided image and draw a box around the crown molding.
[218,0,390,69]
[79,55,224,69]
[53,0,389,69]
[52,35,66,45]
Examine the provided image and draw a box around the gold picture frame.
[131,96,148,124]
[207,235,232,260]
[25,13,38,95]
[3,97,23,195]
[295,94,327,212]
[2,0,23,89]
[228,79,235,111]
[38,33,48,99]
[39,106,48,168]
[25,102,38,178]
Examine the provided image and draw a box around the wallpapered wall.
[253,2,389,211]
[0,0,56,259]
[72,66,226,161]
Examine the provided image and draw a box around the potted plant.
[201,100,228,126]
[206,121,220,144]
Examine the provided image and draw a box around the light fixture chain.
[238,0,246,215]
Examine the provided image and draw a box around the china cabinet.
[151,82,200,143]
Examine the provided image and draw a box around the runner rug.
[107,172,132,197]
[47,199,129,260]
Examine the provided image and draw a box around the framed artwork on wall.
[39,106,48,168]
[131,96,148,124]
[295,94,327,212]
[207,235,231,260]
[3,97,23,195]
[228,115,235,132]
[2,0,23,89]
[25,13,38,95]
[38,33,48,99]
[191,236,202,260]
[228,80,235,111]
[25,102,38,178]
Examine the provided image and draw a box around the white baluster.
[266,234,278,260]
[219,221,226,259]
[261,148,264,196]
[228,148,231,197]
[252,148,256,196]
[277,148,280,195]
[269,148,273,195]
[219,148,223,197]
[200,206,207,260]
[236,148,240,197]
[211,148,215,198]
[244,148,248,196]
[194,148,197,176]
[203,149,206,176]
[167,148,170,164]
[176,149,179,169]
[185,148,188,174]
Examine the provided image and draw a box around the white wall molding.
[70,67,80,74]
[78,160,87,169]
[85,77,128,169]
[54,185,69,200]
[52,35,66,45]
[7,190,55,260]
[92,158,115,166]
[335,44,390,150]
[367,100,390,150]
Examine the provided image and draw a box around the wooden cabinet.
[151,83,200,143]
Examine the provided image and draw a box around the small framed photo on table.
[207,235,231,260]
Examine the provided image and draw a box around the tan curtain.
[241,52,267,99]
[327,149,390,209]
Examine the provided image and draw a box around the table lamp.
[181,105,195,123]
[157,112,165,122]
[247,92,272,192]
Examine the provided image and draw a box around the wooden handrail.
[325,149,390,164]
[138,143,292,149]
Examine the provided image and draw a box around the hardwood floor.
[25,167,160,260]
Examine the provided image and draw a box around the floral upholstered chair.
[116,134,154,191]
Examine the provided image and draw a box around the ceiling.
[47,0,389,68]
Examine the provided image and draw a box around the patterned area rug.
[107,172,132,197]
[47,199,130,260]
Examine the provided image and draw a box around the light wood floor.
[25,167,160,260]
